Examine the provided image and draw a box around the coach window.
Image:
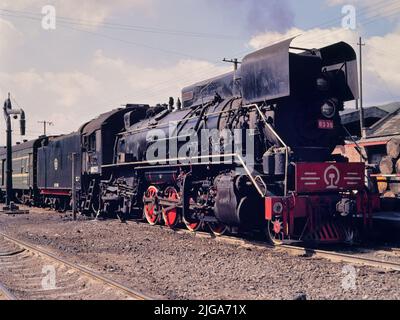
[96,130,102,152]
[27,156,31,173]
[88,133,96,152]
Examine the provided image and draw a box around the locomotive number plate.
[318,120,334,129]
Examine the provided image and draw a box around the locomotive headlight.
[321,101,336,119]
[273,202,284,215]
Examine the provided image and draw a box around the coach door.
[1,159,5,186]
[28,153,33,186]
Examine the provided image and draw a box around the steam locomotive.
[0,38,380,244]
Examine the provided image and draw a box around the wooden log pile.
[379,138,400,195]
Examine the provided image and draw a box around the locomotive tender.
[1,38,380,244]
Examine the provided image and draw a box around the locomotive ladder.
[83,179,96,212]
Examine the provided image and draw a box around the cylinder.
[389,177,400,195]
[387,138,400,159]
[380,156,394,175]
[395,158,400,174]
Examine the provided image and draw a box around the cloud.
[363,31,400,103]
[0,18,23,59]
[249,26,358,50]
[209,0,294,34]
[0,70,100,142]
[0,52,230,144]
[249,26,400,106]
[0,0,154,27]
[91,50,230,103]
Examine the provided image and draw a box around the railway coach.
[33,105,149,212]
[0,138,47,205]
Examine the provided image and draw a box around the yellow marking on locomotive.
[11,173,29,178]
[12,156,30,162]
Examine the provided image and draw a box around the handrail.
[243,104,290,196]
[236,154,265,197]
[342,124,368,162]
[102,153,265,197]
[106,102,289,198]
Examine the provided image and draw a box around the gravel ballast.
[0,208,399,300]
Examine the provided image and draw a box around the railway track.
[0,232,152,300]
[165,227,400,272]
[0,282,17,300]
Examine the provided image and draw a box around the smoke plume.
[213,0,294,34]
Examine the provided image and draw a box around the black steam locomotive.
[0,39,380,244]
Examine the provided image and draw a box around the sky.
[0,0,399,144]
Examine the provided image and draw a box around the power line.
[0,0,398,109]
[0,12,214,61]
[1,0,397,66]
[130,6,400,103]
[0,8,242,40]
[229,1,400,59]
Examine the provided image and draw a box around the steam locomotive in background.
[0,38,380,244]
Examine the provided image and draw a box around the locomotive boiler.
[99,38,380,243]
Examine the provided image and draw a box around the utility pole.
[38,120,53,136]
[222,58,241,71]
[2,93,27,214]
[358,36,366,138]
[223,58,242,86]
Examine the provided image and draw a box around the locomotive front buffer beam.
[264,162,381,244]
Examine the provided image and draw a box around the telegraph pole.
[38,120,53,136]
[358,37,366,138]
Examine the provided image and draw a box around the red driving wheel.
[162,187,181,229]
[143,186,160,225]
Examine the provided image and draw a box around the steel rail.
[0,282,17,300]
[0,233,152,300]
[164,227,400,272]
[280,245,400,271]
